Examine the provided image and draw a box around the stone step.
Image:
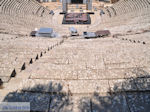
[18,79,109,94]
[15,76,150,94]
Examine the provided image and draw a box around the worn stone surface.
[30,66,78,80]
[124,70,137,78]
[50,94,73,112]
[105,69,126,79]
[77,69,101,79]
[109,79,138,92]
[1,35,150,111]
[0,67,14,77]
[109,79,125,92]
[2,92,50,112]
[71,95,91,112]
[92,94,130,112]
[68,80,110,94]
[126,92,150,112]
[20,79,68,93]
[135,78,150,91]
[132,68,150,78]
[0,34,62,84]
[0,77,11,83]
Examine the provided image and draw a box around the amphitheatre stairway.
[0,0,150,111]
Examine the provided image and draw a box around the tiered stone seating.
[0,0,52,34]
[0,33,63,83]
[0,0,58,86]
[89,0,150,34]
[102,0,150,20]
[0,37,149,111]
[0,0,150,111]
